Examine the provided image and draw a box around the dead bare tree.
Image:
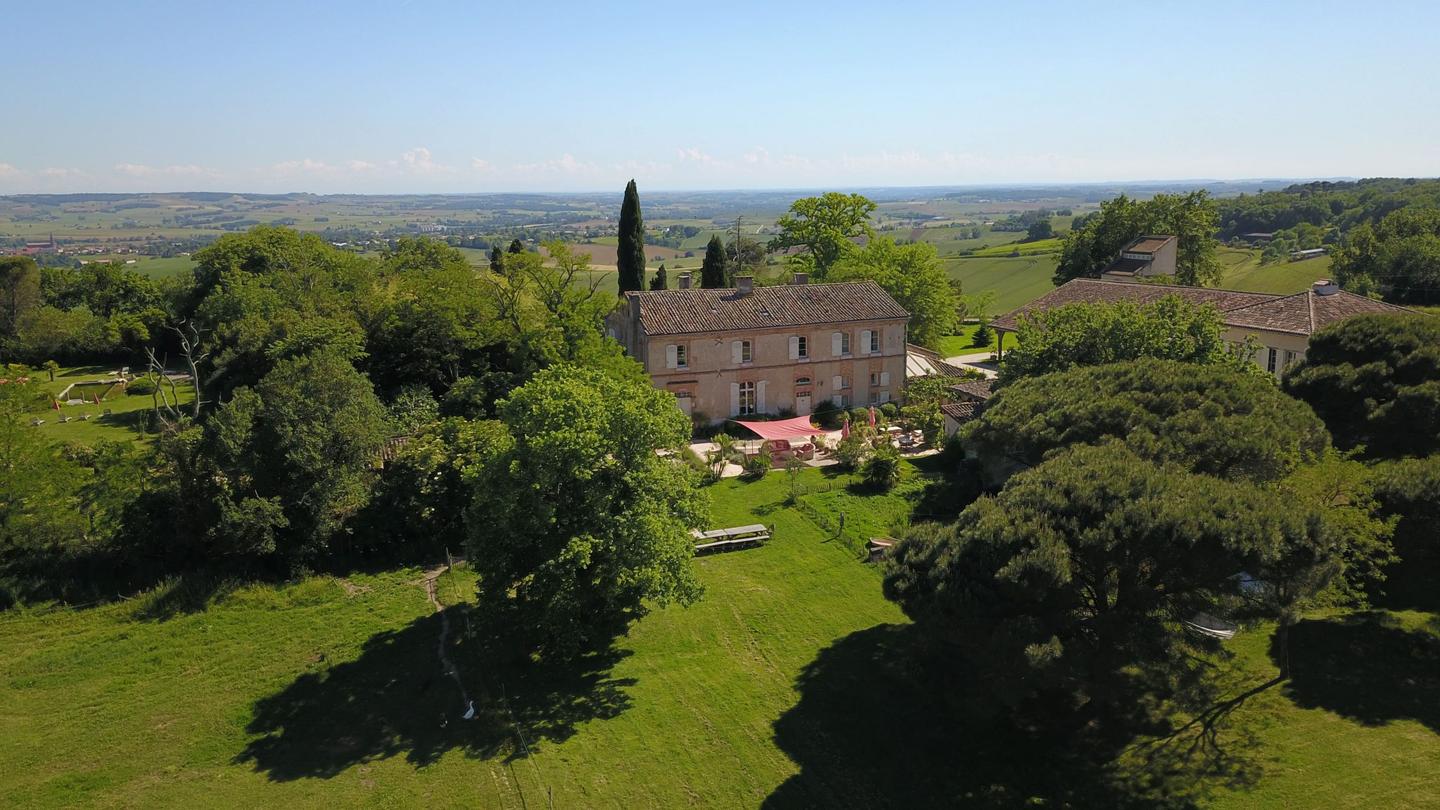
[142,319,211,429]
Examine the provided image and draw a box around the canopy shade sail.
[730,415,822,441]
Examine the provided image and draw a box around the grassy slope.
[1217,247,1333,294]
[0,466,908,808]
[1,463,1436,808]
[944,254,1059,314]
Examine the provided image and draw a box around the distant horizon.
[0,176,1404,199]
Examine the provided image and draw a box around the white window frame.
[738,381,757,416]
[796,335,808,359]
[741,340,753,364]
[1266,347,1278,374]
[869,329,880,354]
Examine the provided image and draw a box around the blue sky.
[2,0,1437,193]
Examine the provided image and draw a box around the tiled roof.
[1224,289,1414,335]
[1102,257,1151,275]
[949,379,994,401]
[992,278,1416,337]
[940,402,979,422]
[992,279,1273,332]
[1126,235,1176,254]
[630,281,908,336]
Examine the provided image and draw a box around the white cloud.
[114,162,213,177]
[41,167,83,178]
[272,158,333,173]
[0,163,17,176]
[400,146,449,173]
[511,153,600,176]
[347,159,376,171]
[675,147,716,164]
[471,157,493,172]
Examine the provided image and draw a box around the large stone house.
[991,277,1415,378]
[607,274,909,422]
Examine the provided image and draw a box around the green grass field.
[0,460,1436,807]
[945,254,1059,315]
[17,365,193,446]
[1216,247,1333,294]
[935,323,1000,357]
[967,236,1063,258]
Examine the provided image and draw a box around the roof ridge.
[1307,289,1317,332]
[1073,277,1282,299]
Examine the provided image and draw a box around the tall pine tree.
[650,263,668,291]
[700,235,729,288]
[488,245,504,273]
[617,179,646,292]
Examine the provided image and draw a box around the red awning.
[731,415,822,441]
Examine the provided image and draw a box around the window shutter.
[831,332,842,356]
[860,329,872,355]
[832,375,843,391]
[880,371,890,386]
[665,345,678,369]
[729,383,740,416]
[732,341,743,365]
[788,335,799,360]
[757,380,767,413]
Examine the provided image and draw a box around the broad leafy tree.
[466,364,705,657]
[830,237,957,348]
[196,350,389,563]
[1331,208,1440,303]
[1283,313,1440,458]
[884,443,1337,723]
[966,359,1329,483]
[617,179,646,292]
[767,192,876,279]
[700,235,729,288]
[0,256,42,340]
[1373,457,1440,609]
[1055,191,1220,286]
[998,295,1248,382]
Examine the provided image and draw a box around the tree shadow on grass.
[1275,612,1440,734]
[236,609,634,780]
[764,624,1257,810]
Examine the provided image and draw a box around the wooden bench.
[866,536,897,563]
[692,524,771,555]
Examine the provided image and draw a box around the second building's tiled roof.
[630,281,909,336]
[991,279,1273,332]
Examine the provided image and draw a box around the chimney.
[736,275,754,296]
[677,272,692,290]
[792,272,809,286]
[1312,279,1339,296]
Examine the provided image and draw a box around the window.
[796,335,808,358]
[868,330,880,354]
[732,339,753,365]
[869,372,879,386]
[840,332,851,355]
[741,340,752,364]
[1282,349,1296,369]
[1266,347,1278,374]
[676,344,687,368]
[738,381,757,415]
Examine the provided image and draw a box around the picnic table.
[691,523,771,555]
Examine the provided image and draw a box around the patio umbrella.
[868,406,877,428]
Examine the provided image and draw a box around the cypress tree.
[617,179,646,292]
[488,244,504,273]
[508,238,525,254]
[700,235,729,288]
[650,263,668,291]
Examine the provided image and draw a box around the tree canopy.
[700,235,729,289]
[466,364,705,657]
[617,180,646,292]
[998,295,1246,383]
[829,237,956,348]
[1283,313,1440,458]
[884,443,1336,721]
[1331,208,1440,303]
[965,358,1330,483]
[767,192,876,279]
[1055,192,1220,287]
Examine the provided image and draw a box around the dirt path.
[422,563,471,710]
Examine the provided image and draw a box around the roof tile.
[630,281,908,336]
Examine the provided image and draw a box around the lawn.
[944,254,1059,315]
[935,323,1001,357]
[1217,247,1332,294]
[967,236,1064,258]
[16,365,194,446]
[1,463,1436,808]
